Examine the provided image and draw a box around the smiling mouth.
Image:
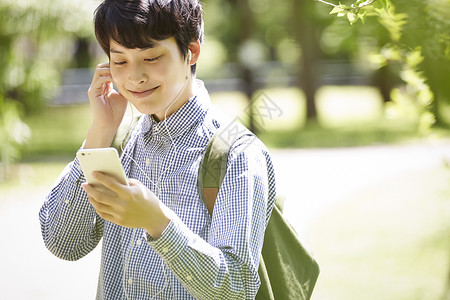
[129,86,159,97]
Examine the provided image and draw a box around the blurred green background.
[1,0,449,299]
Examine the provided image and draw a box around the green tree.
[0,0,96,177]
[292,0,330,122]
[202,0,261,132]
[202,0,329,126]
[397,0,450,126]
[320,0,450,130]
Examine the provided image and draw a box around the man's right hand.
[84,63,128,149]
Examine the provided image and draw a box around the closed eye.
[113,61,126,65]
[145,56,159,62]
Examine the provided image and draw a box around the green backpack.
[197,124,320,300]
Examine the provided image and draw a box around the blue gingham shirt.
[39,81,276,299]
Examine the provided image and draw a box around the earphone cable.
[120,58,191,299]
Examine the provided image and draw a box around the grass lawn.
[22,105,93,158]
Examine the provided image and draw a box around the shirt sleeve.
[147,137,276,300]
[39,156,104,261]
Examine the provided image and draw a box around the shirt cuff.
[146,219,189,263]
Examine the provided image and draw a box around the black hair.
[94,0,203,74]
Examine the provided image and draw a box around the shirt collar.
[141,80,211,140]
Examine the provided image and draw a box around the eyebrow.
[110,45,159,54]
[110,49,124,54]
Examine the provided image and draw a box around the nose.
[128,63,147,85]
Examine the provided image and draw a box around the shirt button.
[186,274,192,281]
[128,277,133,285]
[64,199,69,205]
[136,239,142,246]
[162,247,169,254]
[145,158,150,166]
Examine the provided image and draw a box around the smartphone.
[76,147,128,187]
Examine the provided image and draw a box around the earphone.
[187,49,192,63]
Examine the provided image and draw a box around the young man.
[39,0,276,299]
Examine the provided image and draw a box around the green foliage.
[0,0,96,177]
[398,0,450,125]
[0,0,95,112]
[0,95,30,180]
[325,0,391,25]
[372,45,435,134]
[320,0,450,132]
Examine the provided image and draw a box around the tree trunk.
[229,0,257,133]
[73,37,91,68]
[292,0,320,122]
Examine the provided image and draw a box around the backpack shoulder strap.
[112,115,142,155]
[197,123,253,217]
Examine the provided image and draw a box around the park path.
[276,139,450,239]
[1,139,449,299]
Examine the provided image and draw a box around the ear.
[187,40,201,65]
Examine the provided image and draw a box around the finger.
[89,78,113,99]
[82,182,117,204]
[87,194,110,213]
[104,81,115,96]
[92,172,128,194]
[92,72,113,88]
[82,183,121,222]
[91,63,112,84]
[127,178,141,186]
[82,182,102,200]
[97,62,110,68]
[95,62,110,74]
[127,179,159,205]
[97,211,116,223]
[90,80,116,102]
[89,197,116,221]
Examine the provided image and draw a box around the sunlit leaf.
[330,6,346,14]
[406,48,424,68]
[347,12,357,24]
[359,10,367,23]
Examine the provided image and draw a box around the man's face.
[109,37,192,120]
